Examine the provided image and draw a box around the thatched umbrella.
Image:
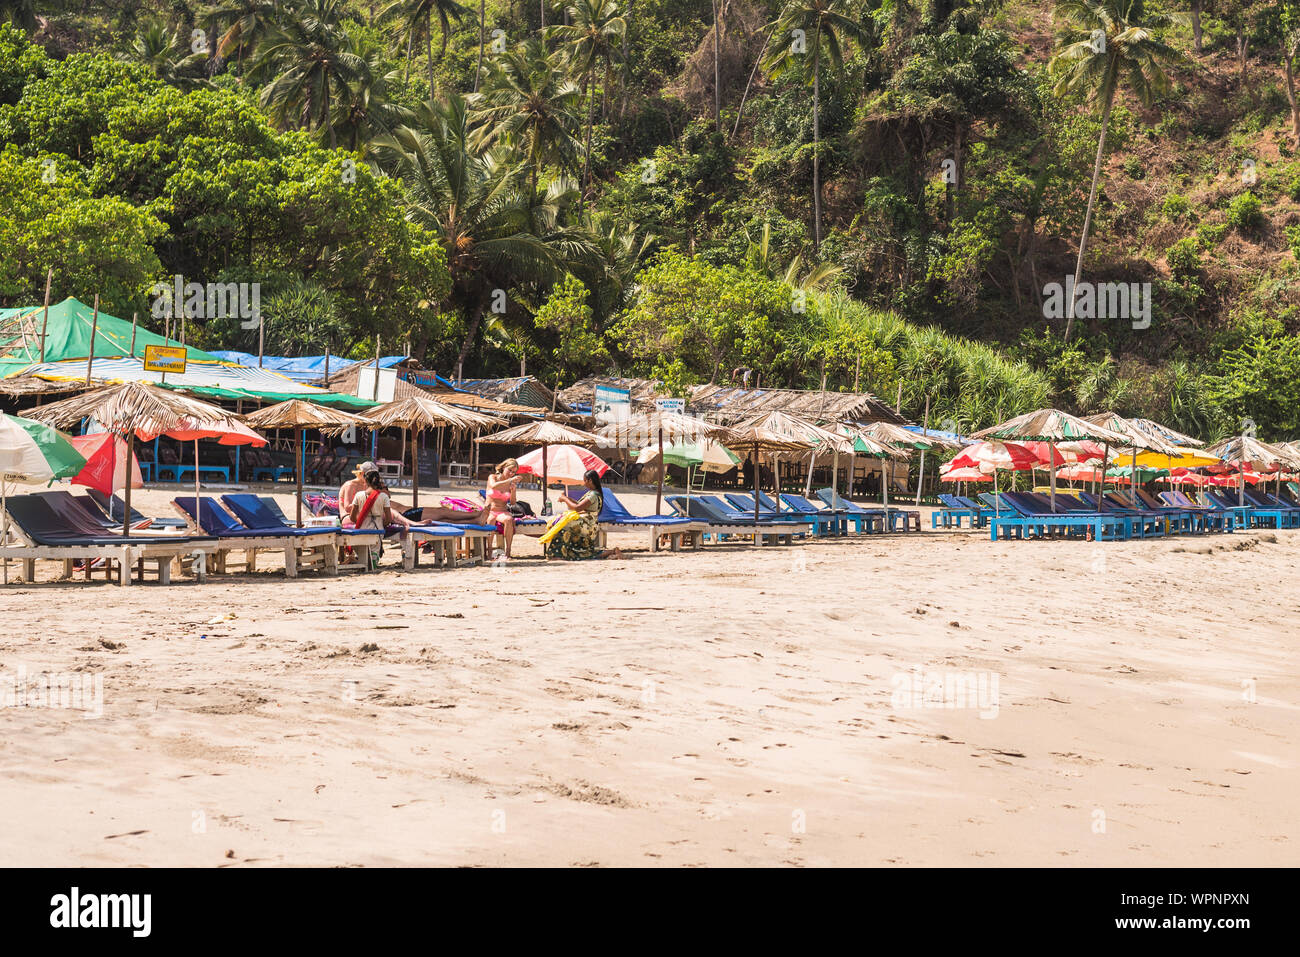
[1204,434,1295,508]
[725,426,813,522]
[1125,418,1206,448]
[243,400,379,526]
[857,420,960,506]
[834,424,911,509]
[24,381,265,537]
[369,396,505,510]
[477,419,602,512]
[973,409,1130,511]
[598,411,736,513]
[1083,412,1183,508]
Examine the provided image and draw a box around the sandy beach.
[0,484,1295,867]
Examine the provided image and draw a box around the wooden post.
[373,338,381,400]
[122,432,135,538]
[296,427,304,527]
[130,312,138,355]
[85,295,100,386]
[258,314,264,367]
[411,426,420,508]
[915,395,929,507]
[39,268,52,362]
[655,423,664,514]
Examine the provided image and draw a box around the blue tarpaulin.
[208,353,409,383]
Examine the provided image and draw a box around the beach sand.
[0,483,1295,867]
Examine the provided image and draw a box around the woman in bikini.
[486,458,525,558]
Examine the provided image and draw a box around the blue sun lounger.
[814,488,889,533]
[1158,490,1235,532]
[986,491,1130,541]
[932,493,988,529]
[586,489,705,551]
[174,496,345,576]
[722,491,839,536]
[1204,489,1288,530]
[1241,487,1300,528]
[83,488,188,529]
[1,493,215,585]
[778,493,849,535]
[666,495,804,545]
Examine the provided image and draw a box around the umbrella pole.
[655,425,664,515]
[803,449,816,498]
[296,428,304,528]
[195,440,201,530]
[752,449,759,524]
[411,427,419,508]
[1049,459,1057,513]
[1131,448,1139,506]
[882,458,890,511]
[542,442,549,515]
[2,480,8,585]
[1239,455,1245,508]
[122,432,135,538]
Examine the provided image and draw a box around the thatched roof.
[1125,417,1206,448]
[973,409,1129,445]
[1205,435,1298,470]
[597,411,736,447]
[367,396,505,433]
[687,383,906,425]
[453,376,567,411]
[243,399,377,435]
[739,410,854,454]
[0,374,100,396]
[726,425,814,455]
[318,363,428,402]
[476,420,601,446]
[23,380,257,441]
[557,376,668,412]
[1083,412,1184,454]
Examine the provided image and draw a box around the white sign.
[356,366,397,403]
[655,397,685,414]
[594,385,631,424]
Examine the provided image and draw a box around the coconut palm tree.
[248,0,362,147]
[373,93,589,372]
[470,37,585,205]
[1049,0,1188,341]
[117,19,212,88]
[206,0,283,71]
[382,0,470,94]
[1,0,38,34]
[762,0,871,255]
[331,43,413,151]
[550,0,625,197]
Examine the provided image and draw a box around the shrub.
[1197,221,1227,248]
[1226,191,1263,232]
[1161,192,1192,221]
[1166,237,1202,279]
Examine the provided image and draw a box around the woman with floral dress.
[543,470,622,560]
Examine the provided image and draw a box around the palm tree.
[1050,0,1187,341]
[331,43,413,151]
[382,0,470,94]
[206,0,284,72]
[470,37,586,205]
[763,0,871,255]
[745,221,843,289]
[248,0,362,148]
[1,0,38,34]
[373,93,587,371]
[117,19,212,88]
[550,0,625,197]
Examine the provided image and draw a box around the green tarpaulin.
[0,297,221,364]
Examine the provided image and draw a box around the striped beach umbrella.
[2,413,87,583]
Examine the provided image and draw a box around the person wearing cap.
[339,460,377,528]
[348,467,411,531]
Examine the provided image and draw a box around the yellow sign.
[143,344,187,375]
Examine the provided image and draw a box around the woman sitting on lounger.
[486,458,525,558]
[349,468,413,531]
[543,470,621,561]
[339,461,373,528]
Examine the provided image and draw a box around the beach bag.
[508,501,534,517]
[538,509,580,545]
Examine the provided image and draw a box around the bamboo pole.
[85,295,99,386]
[296,427,305,527]
[915,395,929,507]
[655,424,664,514]
[39,268,52,362]
[130,312,138,355]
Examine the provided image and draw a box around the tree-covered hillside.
[4,0,1300,439]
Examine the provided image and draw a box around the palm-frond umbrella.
[725,426,813,523]
[857,420,959,506]
[477,419,601,513]
[734,411,846,509]
[1125,418,1206,448]
[1,413,87,583]
[1204,434,1295,508]
[1082,412,1183,507]
[832,423,910,509]
[369,396,505,511]
[25,381,266,537]
[637,437,740,510]
[598,411,736,514]
[973,409,1130,511]
[243,400,379,526]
